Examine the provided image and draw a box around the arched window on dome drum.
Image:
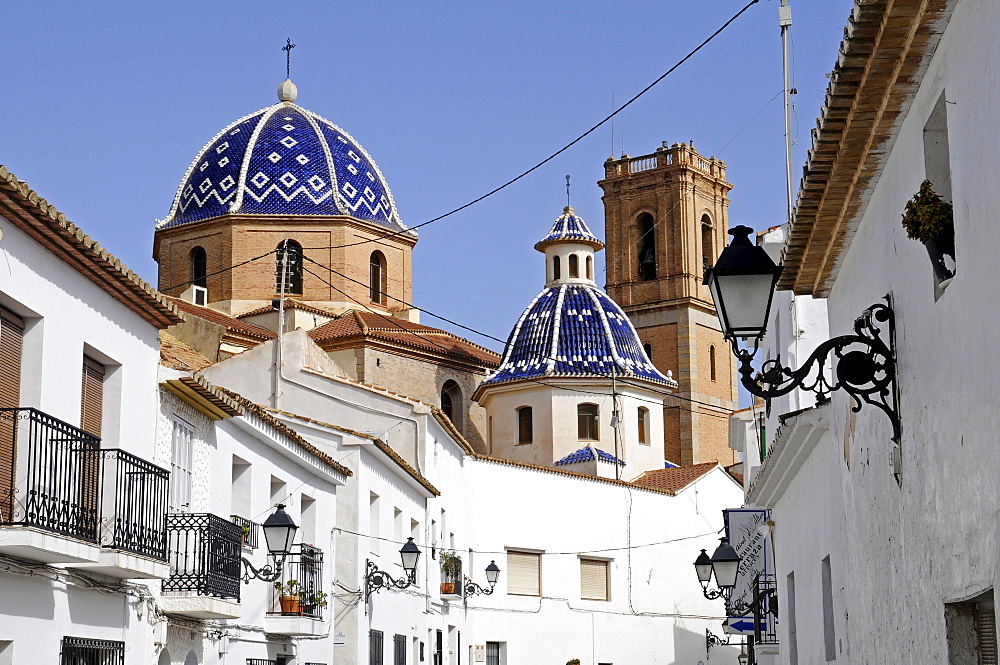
[701,214,714,274]
[370,251,387,305]
[637,213,657,280]
[586,256,593,280]
[553,256,561,280]
[643,342,653,360]
[441,380,463,428]
[517,406,533,444]
[569,254,579,278]
[190,247,207,289]
[710,344,717,381]
[578,403,599,441]
[638,407,650,445]
[275,240,303,295]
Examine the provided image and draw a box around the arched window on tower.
[553,255,561,280]
[190,246,207,289]
[441,380,463,429]
[569,254,579,278]
[637,213,657,280]
[517,406,533,444]
[275,240,303,295]
[637,407,650,445]
[586,256,593,280]
[710,344,717,382]
[701,214,714,274]
[370,251,387,305]
[578,403,599,441]
[643,342,653,360]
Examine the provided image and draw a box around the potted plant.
[274,579,301,615]
[567,659,581,665]
[901,179,956,282]
[302,588,328,616]
[439,551,462,595]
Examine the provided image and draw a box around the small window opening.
[637,407,649,445]
[710,345,717,381]
[569,254,579,278]
[441,380,463,428]
[701,214,714,274]
[643,342,652,359]
[586,255,593,280]
[553,255,561,280]
[637,213,656,280]
[517,406,533,444]
[578,403,599,441]
[190,247,207,289]
[276,240,303,295]
[370,251,387,305]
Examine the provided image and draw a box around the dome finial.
[278,38,298,103]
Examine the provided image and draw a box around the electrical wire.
[298,0,763,253]
[162,248,278,292]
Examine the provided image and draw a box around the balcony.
[161,512,242,619]
[265,543,326,636]
[439,551,462,599]
[0,407,101,563]
[231,514,261,550]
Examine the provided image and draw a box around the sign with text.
[724,508,771,616]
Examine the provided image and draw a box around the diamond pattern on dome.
[481,283,675,388]
[159,102,409,233]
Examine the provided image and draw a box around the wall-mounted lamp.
[693,537,740,601]
[704,226,899,441]
[706,629,731,652]
[242,504,298,583]
[464,560,501,596]
[365,537,421,604]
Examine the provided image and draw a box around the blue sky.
[2,1,853,358]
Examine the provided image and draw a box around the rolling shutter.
[506,550,540,596]
[580,558,610,601]
[80,356,105,436]
[0,308,24,520]
[979,605,997,665]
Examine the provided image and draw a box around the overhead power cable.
[300,0,763,252]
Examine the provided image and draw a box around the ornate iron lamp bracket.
[365,559,415,603]
[242,556,283,583]
[733,298,900,441]
[464,575,495,597]
[706,629,731,651]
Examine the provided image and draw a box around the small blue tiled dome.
[554,446,625,467]
[158,87,407,234]
[534,206,604,251]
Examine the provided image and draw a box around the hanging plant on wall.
[901,179,956,282]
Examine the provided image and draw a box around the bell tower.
[598,142,738,466]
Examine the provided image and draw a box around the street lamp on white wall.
[694,537,740,601]
[242,504,298,583]
[703,225,900,441]
[365,537,422,603]
[464,560,501,596]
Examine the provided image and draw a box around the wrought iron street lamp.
[242,504,298,583]
[365,537,422,603]
[694,537,740,601]
[464,560,501,596]
[703,225,900,441]
[706,629,731,652]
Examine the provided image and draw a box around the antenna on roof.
[282,38,296,80]
[565,175,572,208]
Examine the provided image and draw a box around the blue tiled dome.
[534,206,604,251]
[554,446,625,467]
[158,96,407,234]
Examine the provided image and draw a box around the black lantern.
[694,549,714,586]
[703,225,783,342]
[400,537,421,580]
[485,560,501,586]
[242,504,298,583]
[710,537,740,591]
[466,560,502,596]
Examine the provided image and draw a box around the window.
[190,246,207,288]
[231,456,252,519]
[586,255,593,280]
[946,590,997,665]
[637,213,656,280]
[786,572,799,665]
[569,254,579,278]
[169,417,194,512]
[643,342,652,359]
[60,637,124,665]
[637,407,649,445]
[580,558,610,601]
[394,635,406,665]
[370,251,387,305]
[578,403,599,441]
[1,309,24,512]
[553,255,561,280]
[410,518,421,587]
[370,492,380,555]
[701,214,714,273]
[301,495,317,545]
[485,643,502,665]
[710,344,717,381]
[81,356,105,436]
[517,406,533,444]
[440,380,463,428]
[506,550,540,596]
[821,556,836,661]
[923,92,956,288]
[275,240,303,295]
[394,507,403,545]
[369,630,384,665]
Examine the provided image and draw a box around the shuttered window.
[0,308,24,520]
[506,550,540,596]
[393,634,406,665]
[169,417,194,512]
[580,558,610,601]
[369,630,384,665]
[979,605,997,665]
[80,356,105,436]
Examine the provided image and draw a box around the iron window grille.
[60,637,124,665]
[231,514,261,550]
[268,543,324,619]
[247,660,277,665]
[163,512,242,601]
[439,551,462,596]
[756,573,779,646]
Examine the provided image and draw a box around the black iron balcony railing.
[247,659,276,665]
[440,552,462,596]
[0,407,101,543]
[230,514,261,550]
[163,513,242,601]
[98,449,169,560]
[755,573,778,645]
[268,543,325,619]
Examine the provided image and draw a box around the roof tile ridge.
[472,454,674,495]
[351,309,369,335]
[230,104,284,213]
[545,284,567,376]
[295,105,344,214]
[429,408,477,455]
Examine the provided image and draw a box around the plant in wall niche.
[567,659,581,665]
[274,579,302,615]
[439,550,462,595]
[901,179,956,282]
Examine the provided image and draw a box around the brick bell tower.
[598,142,738,467]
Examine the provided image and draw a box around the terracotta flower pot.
[279,595,301,615]
[440,582,457,595]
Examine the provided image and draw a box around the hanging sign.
[724,508,771,618]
